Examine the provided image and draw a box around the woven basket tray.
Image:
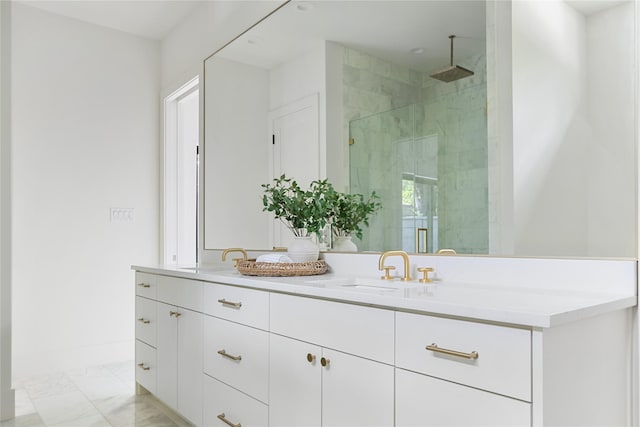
[237,259,328,277]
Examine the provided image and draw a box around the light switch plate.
[110,208,135,222]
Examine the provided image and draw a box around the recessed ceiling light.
[296,2,313,12]
[410,48,425,55]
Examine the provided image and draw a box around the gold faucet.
[378,250,412,281]
[221,248,248,267]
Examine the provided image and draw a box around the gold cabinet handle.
[306,353,316,363]
[137,363,150,371]
[320,357,330,367]
[169,311,182,317]
[137,318,150,324]
[217,413,241,427]
[218,349,242,361]
[426,343,479,360]
[137,283,151,288]
[218,298,242,308]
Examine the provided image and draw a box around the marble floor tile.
[0,413,45,427]
[31,390,103,426]
[92,394,179,427]
[102,360,134,385]
[8,361,195,427]
[21,373,78,401]
[47,412,112,427]
[66,366,132,400]
[14,390,36,417]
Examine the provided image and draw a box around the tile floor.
[2,362,192,427]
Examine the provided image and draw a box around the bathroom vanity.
[132,255,636,427]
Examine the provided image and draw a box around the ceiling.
[217,1,487,72]
[16,0,205,40]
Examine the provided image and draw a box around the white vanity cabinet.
[269,293,395,427]
[156,302,203,427]
[269,333,394,427]
[133,266,635,427]
[395,312,531,426]
[395,369,530,426]
[202,283,270,427]
[134,273,158,394]
[135,274,204,427]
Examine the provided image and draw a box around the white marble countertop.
[132,264,637,329]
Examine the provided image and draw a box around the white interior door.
[270,94,320,248]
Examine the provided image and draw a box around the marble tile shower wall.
[347,47,488,253]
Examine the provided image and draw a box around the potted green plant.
[329,191,382,252]
[261,175,333,261]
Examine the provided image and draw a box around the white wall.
[11,3,160,377]
[0,0,15,420]
[512,0,590,256]
[160,1,285,96]
[203,58,270,250]
[585,2,636,257]
[512,0,635,257]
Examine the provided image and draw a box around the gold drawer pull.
[137,318,150,324]
[426,343,479,360]
[169,311,182,317]
[218,298,242,308]
[218,349,242,361]
[217,413,241,427]
[320,357,330,367]
[137,283,151,288]
[137,363,150,371]
[306,353,316,363]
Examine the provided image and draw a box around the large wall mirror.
[204,0,637,259]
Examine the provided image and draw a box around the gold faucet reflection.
[221,248,248,268]
[378,250,412,281]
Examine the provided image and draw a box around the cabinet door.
[322,348,394,427]
[269,334,321,427]
[156,302,178,410]
[396,368,530,427]
[177,308,202,426]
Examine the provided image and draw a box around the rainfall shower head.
[430,35,474,83]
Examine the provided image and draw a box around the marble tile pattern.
[3,362,192,427]
[347,44,489,254]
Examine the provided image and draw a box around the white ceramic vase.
[287,236,319,262]
[333,235,358,252]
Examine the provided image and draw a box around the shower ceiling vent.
[430,35,474,83]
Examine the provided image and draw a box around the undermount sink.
[305,277,427,292]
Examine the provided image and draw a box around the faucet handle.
[417,267,434,283]
[232,257,245,268]
[380,266,396,280]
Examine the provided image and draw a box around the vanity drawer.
[135,272,157,299]
[156,276,203,312]
[395,312,531,401]
[135,296,156,347]
[270,293,394,365]
[396,368,531,426]
[135,340,156,394]
[203,374,268,427]
[203,316,269,403]
[203,283,269,330]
